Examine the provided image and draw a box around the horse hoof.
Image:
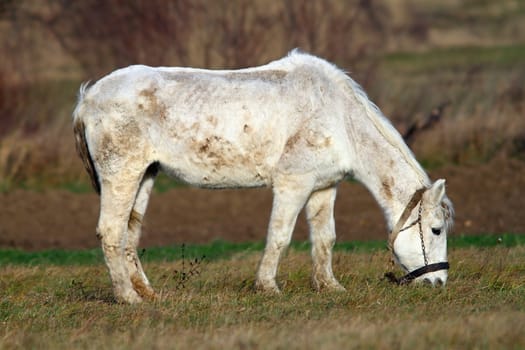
[116,290,143,304]
[254,280,281,294]
[313,278,346,292]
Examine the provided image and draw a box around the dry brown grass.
[1,245,524,349]
[0,80,85,189]
[375,51,525,166]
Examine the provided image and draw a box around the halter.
[385,187,450,285]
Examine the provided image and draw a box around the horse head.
[389,179,454,286]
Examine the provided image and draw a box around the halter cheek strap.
[388,187,426,253]
[386,187,450,285]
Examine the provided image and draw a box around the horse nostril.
[423,278,432,285]
[435,278,443,287]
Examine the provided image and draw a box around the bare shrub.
[12,0,387,75]
[0,1,524,188]
[14,0,200,78]
[0,0,390,188]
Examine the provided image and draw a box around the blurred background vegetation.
[1,0,524,190]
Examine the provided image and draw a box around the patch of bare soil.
[1,158,524,251]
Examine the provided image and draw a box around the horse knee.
[270,234,292,251]
[313,230,336,249]
[97,222,125,251]
[323,232,336,247]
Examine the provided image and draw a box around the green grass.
[152,172,187,193]
[1,233,522,267]
[0,179,95,194]
[382,44,525,73]
[0,172,187,194]
[1,243,524,349]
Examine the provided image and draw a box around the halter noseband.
[386,187,450,285]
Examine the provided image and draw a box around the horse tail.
[73,82,101,194]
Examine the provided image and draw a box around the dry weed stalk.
[173,244,206,290]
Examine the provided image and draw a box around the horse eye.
[431,228,441,236]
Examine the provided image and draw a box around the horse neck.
[350,127,429,231]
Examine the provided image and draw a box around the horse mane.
[282,50,430,188]
[283,51,454,231]
[344,77,430,187]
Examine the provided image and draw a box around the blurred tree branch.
[282,0,387,84]
[3,0,388,78]
[12,0,198,77]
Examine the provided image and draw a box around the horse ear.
[430,179,446,203]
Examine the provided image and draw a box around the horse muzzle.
[385,261,449,286]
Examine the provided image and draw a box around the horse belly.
[158,134,279,188]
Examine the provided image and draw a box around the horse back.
[78,63,350,189]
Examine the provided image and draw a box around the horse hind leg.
[97,172,144,304]
[125,164,158,300]
[305,186,345,291]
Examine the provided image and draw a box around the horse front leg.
[305,186,345,291]
[255,177,312,293]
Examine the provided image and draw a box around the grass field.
[1,234,524,349]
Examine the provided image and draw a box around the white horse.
[73,51,453,304]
